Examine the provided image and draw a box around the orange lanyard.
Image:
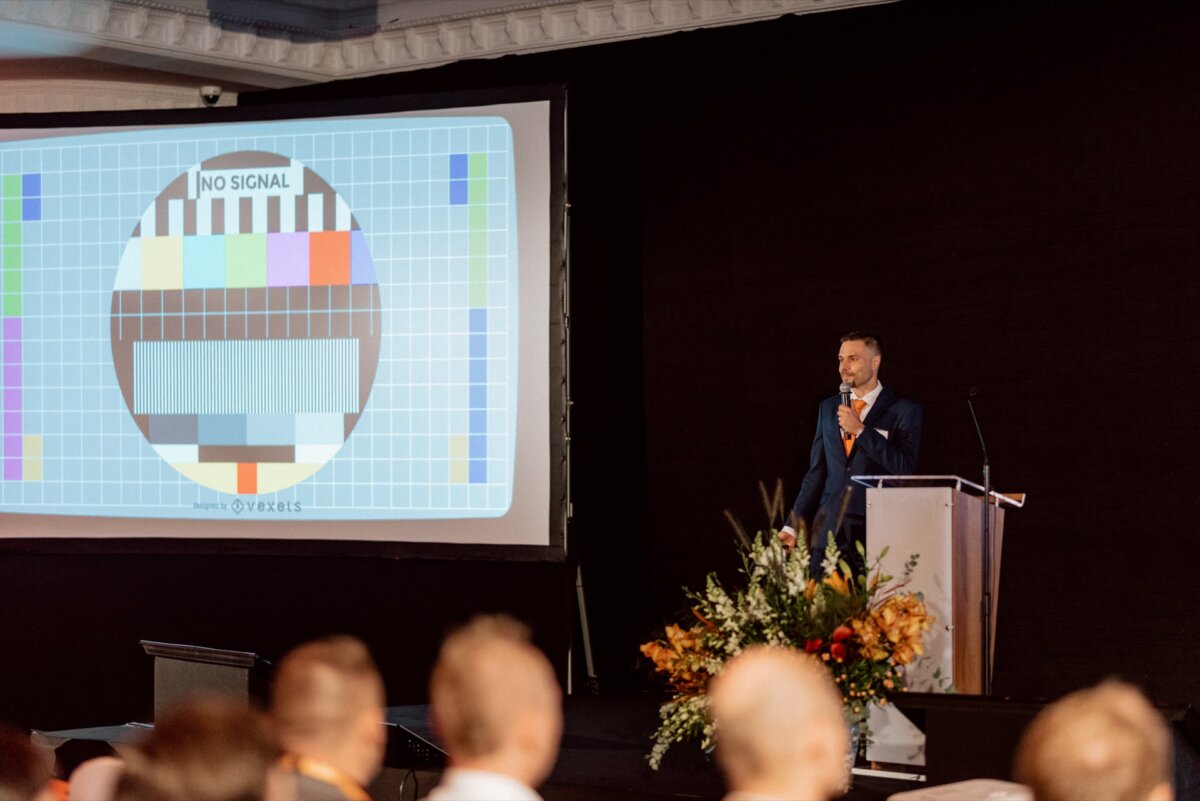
[278,754,371,801]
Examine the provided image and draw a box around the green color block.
[3,247,20,270]
[469,205,487,230]
[469,231,487,258]
[2,175,18,199]
[3,223,19,246]
[2,199,18,221]
[3,271,20,294]
[468,153,488,179]
[225,234,268,288]
[469,259,488,283]
[469,283,488,307]
[3,294,20,316]
[468,179,487,205]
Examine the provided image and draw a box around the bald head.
[271,636,386,785]
[709,646,847,801]
[430,616,562,786]
[1014,681,1172,801]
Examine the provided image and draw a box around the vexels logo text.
[230,498,303,515]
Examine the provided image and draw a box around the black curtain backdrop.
[3,0,1200,730]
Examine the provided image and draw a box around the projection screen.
[0,88,565,551]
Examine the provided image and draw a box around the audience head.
[1014,680,1172,801]
[0,724,53,801]
[270,635,386,788]
[708,645,848,801]
[67,757,124,801]
[429,615,562,788]
[113,698,278,801]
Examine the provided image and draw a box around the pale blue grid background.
[0,116,517,519]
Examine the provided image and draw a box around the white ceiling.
[0,0,896,90]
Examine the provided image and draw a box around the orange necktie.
[843,398,868,456]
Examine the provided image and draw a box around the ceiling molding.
[0,77,237,113]
[0,0,896,89]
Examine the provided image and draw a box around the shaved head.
[1015,681,1172,801]
[709,646,847,800]
[430,615,562,786]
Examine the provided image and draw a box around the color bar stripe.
[1,174,36,480]
[237,462,257,494]
[133,338,359,415]
[461,154,490,483]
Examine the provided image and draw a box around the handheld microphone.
[839,382,853,440]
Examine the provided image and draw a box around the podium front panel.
[866,487,955,692]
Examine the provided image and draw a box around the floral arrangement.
[639,484,934,769]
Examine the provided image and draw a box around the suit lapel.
[846,386,895,463]
[828,399,849,469]
[861,385,896,430]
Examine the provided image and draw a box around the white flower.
[820,539,842,577]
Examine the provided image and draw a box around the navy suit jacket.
[790,386,923,527]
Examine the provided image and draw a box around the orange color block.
[309,231,351,286]
[237,462,257,494]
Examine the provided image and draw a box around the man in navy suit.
[779,332,922,574]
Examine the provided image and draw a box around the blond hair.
[1014,680,1171,801]
[709,645,846,792]
[429,615,560,758]
[271,635,384,748]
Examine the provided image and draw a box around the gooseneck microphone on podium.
[967,386,994,696]
[839,382,853,440]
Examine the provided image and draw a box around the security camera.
[199,85,222,107]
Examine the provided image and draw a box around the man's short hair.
[114,697,278,801]
[708,646,846,794]
[0,723,51,801]
[1014,680,1172,801]
[840,331,881,355]
[429,615,561,759]
[271,635,385,747]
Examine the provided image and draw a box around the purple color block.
[4,458,19,480]
[350,230,377,285]
[267,233,310,287]
[3,389,19,411]
[3,341,19,364]
[3,318,20,339]
[3,365,18,388]
[3,431,19,454]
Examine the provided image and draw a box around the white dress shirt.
[848,380,883,424]
[424,768,543,801]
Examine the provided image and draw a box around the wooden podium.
[856,475,1024,695]
[852,476,1025,770]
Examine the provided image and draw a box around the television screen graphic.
[112,151,384,496]
[0,101,554,542]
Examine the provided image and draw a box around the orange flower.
[850,617,889,661]
[640,623,713,694]
[823,571,851,596]
[869,594,933,666]
[691,608,719,632]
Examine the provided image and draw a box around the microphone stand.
[967,390,993,696]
